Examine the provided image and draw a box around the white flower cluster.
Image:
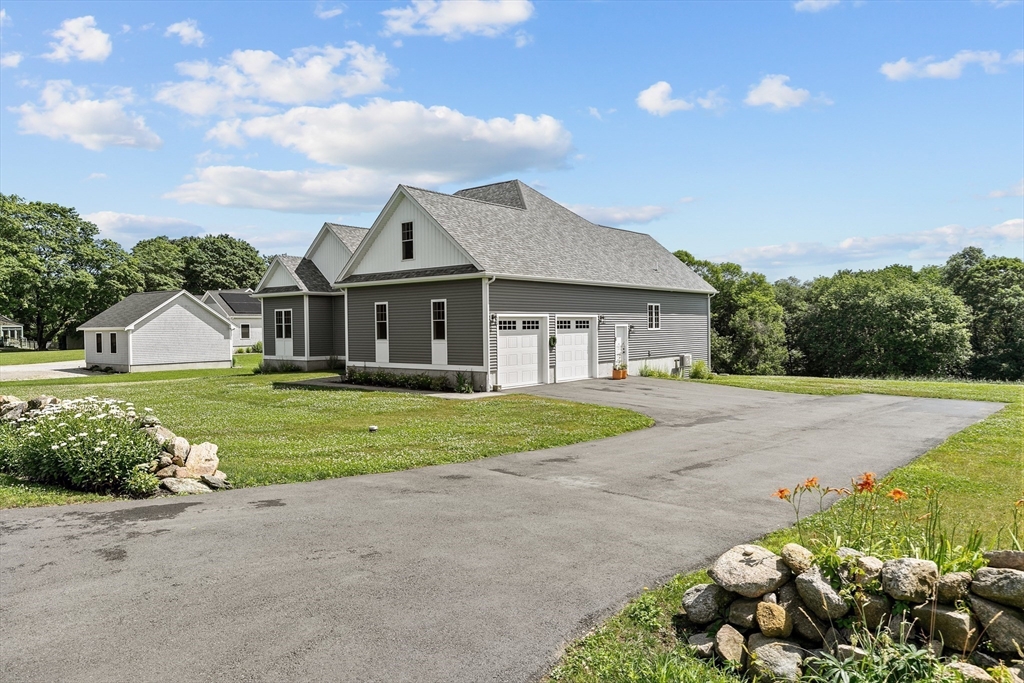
[21,397,142,424]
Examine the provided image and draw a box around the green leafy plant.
[688,359,712,379]
[253,361,302,374]
[802,632,951,683]
[250,340,263,354]
[624,591,663,633]
[639,364,673,379]
[345,367,453,392]
[455,372,474,394]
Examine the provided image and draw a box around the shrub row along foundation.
[680,543,1024,682]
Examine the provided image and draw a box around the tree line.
[1,195,268,350]
[676,247,1024,381]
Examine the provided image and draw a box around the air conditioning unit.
[681,354,693,378]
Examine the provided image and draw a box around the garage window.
[401,222,414,260]
[375,303,389,340]
[241,324,250,339]
[109,333,117,354]
[575,320,590,329]
[522,320,540,330]
[95,333,102,353]
[498,319,516,330]
[648,304,661,330]
[556,319,571,330]
[432,300,446,341]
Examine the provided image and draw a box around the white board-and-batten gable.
[346,190,476,278]
[305,226,353,284]
[264,259,301,289]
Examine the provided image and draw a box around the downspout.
[707,292,715,372]
[483,276,495,391]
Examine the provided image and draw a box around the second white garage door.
[556,318,593,381]
[497,318,543,388]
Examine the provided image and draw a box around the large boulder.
[27,395,58,410]
[780,543,814,575]
[795,567,849,620]
[881,558,938,602]
[910,603,979,651]
[853,592,891,631]
[0,402,28,421]
[728,598,761,629]
[165,436,190,460]
[854,556,883,585]
[687,632,715,658]
[777,582,826,643]
[714,623,747,666]
[757,601,793,638]
[184,442,219,478]
[971,567,1024,609]
[160,478,213,494]
[708,545,792,598]
[945,662,995,683]
[747,633,803,682]
[968,594,1024,655]
[984,550,1024,571]
[937,571,973,604]
[681,583,734,624]
[145,425,176,446]
[0,395,23,407]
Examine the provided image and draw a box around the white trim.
[554,314,599,382]
[374,301,389,363]
[264,355,345,361]
[77,326,125,332]
[349,361,486,372]
[482,277,493,392]
[343,288,349,362]
[255,256,300,293]
[647,303,661,330]
[401,220,414,262]
[430,298,447,366]
[492,273,715,296]
[493,313,550,388]
[341,273,485,288]
[303,295,310,360]
[123,291,235,332]
[127,328,133,368]
[253,290,344,299]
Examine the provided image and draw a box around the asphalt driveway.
[0,378,1002,682]
[0,359,94,382]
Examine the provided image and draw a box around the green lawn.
[0,367,652,508]
[0,349,85,366]
[549,375,1022,683]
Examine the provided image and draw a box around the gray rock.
[144,425,175,446]
[781,543,814,575]
[201,474,230,490]
[757,601,793,638]
[687,632,715,658]
[945,662,995,683]
[969,650,1000,671]
[171,454,186,467]
[27,395,58,410]
[681,583,734,624]
[158,455,173,468]
[714,623,747,666]
[747,633,803,681]
[154,465,177,478]
[165,436,190,459]
[911,603,979,651]
[881,558,938,603]
[854,556,884,585]
[985,550,1024,571]
[0,402,27,421]
[0,394,23,407]
[837,547,864,559]
[184,442,219,478]
[887,611,916,642]
[853,591,891,631]
[836,644,867,662]
[969,594,1024,654]
[160,478,212,494]
[795,566,849,620]
[762,592,778,604]
[824,626,845,653]
[971,567,1024,609]
[728,598,761,629]
[927,639,943,657]
[777,582,826,643]
[708,544,792,598]
[938,571,974,604]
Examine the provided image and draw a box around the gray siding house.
[255,181,714,390]
[78,290,234,372]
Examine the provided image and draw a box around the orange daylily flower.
[887,488,908,503]
[802,477,819,489]
[772,487,792,501]
[854,472,877,494]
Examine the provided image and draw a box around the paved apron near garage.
[0,359,93,382]
[0,378,1002,683]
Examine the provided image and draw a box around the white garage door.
[556,318,593,381]
[497,318,542,387]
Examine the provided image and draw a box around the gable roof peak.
[453,179,527,210]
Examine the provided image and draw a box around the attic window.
[401,222,414,260]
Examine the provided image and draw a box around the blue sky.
[1,0,1021,280]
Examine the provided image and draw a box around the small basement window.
[401,222,414,260]
[375,303,389,340]
[432,301,446,341]
[95,333,102,353]
[556,319,571,330]
[648,304,661,330]
[241,324,250,339]
[498,319,516,331]
[109,333,117,354]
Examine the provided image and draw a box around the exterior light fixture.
[489,313,497,327]
[628,324,635,335]
[598,315,606,326]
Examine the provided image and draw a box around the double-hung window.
[375,303,389,341]
[275,310,292,339]
[109,333,117,354]
[432,300,446,341]
[241,324,250,340]
[95,333,103,353]
[647,304,661,330]
[401,222,414,260]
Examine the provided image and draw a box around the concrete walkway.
[0,378,1002,683]
[0,359,93,382]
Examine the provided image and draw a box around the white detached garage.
[78,290,234,373]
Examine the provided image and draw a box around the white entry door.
[497,318,542,387]
[274,309,293,357]
[556,318,593,381]
[615,324,629,368]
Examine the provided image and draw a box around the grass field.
[548,375,1022,683]
[0,349,85,366]
[0,365,652,509]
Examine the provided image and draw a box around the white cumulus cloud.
[154,43,393,116]
[83,211,203,245]
[382,0,534,39]
[566,204,671,226]
[722,219,1024,267]
[0,9,10,27]
[636,81,693,116]
[13,81,162,151]
[1,52,22,68]
[744,74,820,110]
[165,19,205,47]
[697,87,728,111]
[44,16,112,62]
[989,179,1024,198]
[879,50,1014,80]
[315,3,345,19]
[793,0,840,11]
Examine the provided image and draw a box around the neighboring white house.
[201,289,263,349]
[0,314,25,346]
[78,290,234,373]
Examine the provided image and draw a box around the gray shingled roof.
[344,264,479,284]
[263,256,333,293]
[78,291,183,329]
[396,181,715,293]
[324,223,369,253]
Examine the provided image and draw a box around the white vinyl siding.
[352,196,473,275]
[85,330,128,367]
[266,261,299,288]
[308,230,353,283]
[131,299,231,367]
